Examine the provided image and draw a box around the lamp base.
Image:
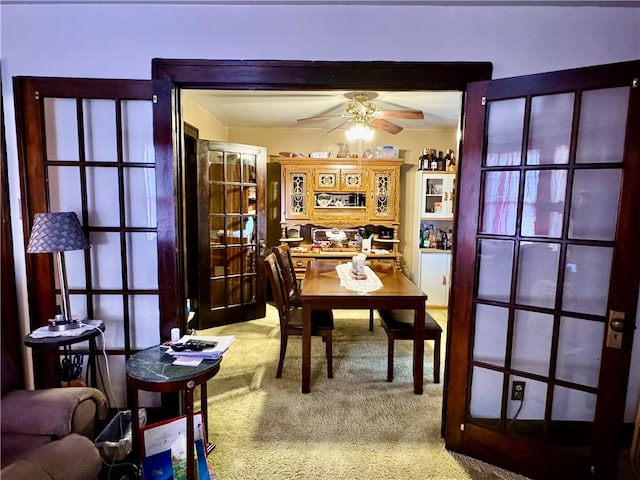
[48,318,81,331]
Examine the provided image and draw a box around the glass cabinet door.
[283,167,311,220]
[421,173,455,219]
[370,170,397,221]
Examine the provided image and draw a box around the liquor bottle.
[435,229,443,249]
[446,149,456,172]
[441,230,449,250]
[428,225,435,248]
[422,225,431,248]
[437,151,445,171]
[419,148,429,170]
[429,149,438,171]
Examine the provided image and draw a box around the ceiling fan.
[297,91,424,135]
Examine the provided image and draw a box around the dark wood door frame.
[151,58,493,313]
[152,59,492,91]
[151,56,493,436]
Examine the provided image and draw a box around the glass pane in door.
[208,151,223,180]
[516,242,560,308]
[44,98,79,161]
[121,100,154,163]
[562,245,613,316]
[47,166,82,213]
[511,310,553,376]
[556,316,604,388]
[209,217,224,246]
[551,386,597,445]
[226,152,241,182]
[527,93,573,165]
[242,153,257,182]
[569,169,622,241]
[481,171,520,235]
[86,166,120,226]
[227,185,241,214]
[485,98,525,167]
[477,239,514,302]
[470,366,504,423]
[521,169,567,238]
[209,184,224,214]
[124,168,157,228]
[83,99,117,162]
[472,304,508,367]
[575,87,630,164]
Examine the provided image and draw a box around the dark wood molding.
[152,59,493,91]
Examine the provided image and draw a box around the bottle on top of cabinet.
[418,147,456,172]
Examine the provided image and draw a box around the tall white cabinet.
[412,171,456,308]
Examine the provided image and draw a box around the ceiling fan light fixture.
[345,122,374,141]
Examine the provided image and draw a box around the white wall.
[2,2,639,418]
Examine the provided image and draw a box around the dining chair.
[377,309,442,384]
[264,253,334,379]
[272,244,302,307]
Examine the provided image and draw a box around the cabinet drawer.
[291,256,313,279]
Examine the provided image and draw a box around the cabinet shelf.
[373,236,399,243]
[315,206,366,210]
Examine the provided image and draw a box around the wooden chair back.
[263,253,291,321]
[272,244,299,301]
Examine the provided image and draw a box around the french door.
[189,140,266,329]
[15,78,175,404]
[445,61,640,479]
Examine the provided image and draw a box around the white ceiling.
[183,89,463,132]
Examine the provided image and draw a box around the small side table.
[24,322,105,387]
[126,346,222,480]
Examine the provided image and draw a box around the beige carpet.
[197,306,530,480]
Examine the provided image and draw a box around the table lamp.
[26,212,90,330]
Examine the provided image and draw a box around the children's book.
[141,412,215,480]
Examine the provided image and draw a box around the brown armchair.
[1,346,108,480]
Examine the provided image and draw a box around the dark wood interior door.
[445,60,640,479]
[188,140,266,329]
[14,77,176,392]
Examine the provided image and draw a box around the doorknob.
[606,310,625,349]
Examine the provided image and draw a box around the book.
[164,335,235,359]
[141,412,215,480]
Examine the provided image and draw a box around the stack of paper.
[164,335,235,362]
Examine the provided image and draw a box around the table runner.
[335,263,383,294]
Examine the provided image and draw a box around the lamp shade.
[27,212,90,253]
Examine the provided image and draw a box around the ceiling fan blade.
[370,118,403,134]
[297,114,345,123]
[376,109,424,120]
[327,119,352,134]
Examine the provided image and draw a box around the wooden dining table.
[300,259,427,394]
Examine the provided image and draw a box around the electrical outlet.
[511,381,525,401]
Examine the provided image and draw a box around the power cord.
[507,398,524,430]
[81,321,118,407]
[81,322,149,479]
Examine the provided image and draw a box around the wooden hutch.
[278,156,403,279]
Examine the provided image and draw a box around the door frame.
[151,58,493,329]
